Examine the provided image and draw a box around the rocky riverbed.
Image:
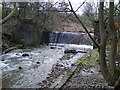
[1,45,114,89]
[1,44,91,88]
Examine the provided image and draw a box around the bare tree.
[98,0,112,85]
[108,0,119,82]
[98,0,120,86]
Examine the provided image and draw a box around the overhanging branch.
[62,0,87,22]
[68,0,100,48]
[0,3,17,24]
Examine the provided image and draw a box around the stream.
[1,31,93,88]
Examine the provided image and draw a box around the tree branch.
[68,0,100,48]
[0,3,17,24]
[62,0,87,22]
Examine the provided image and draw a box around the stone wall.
[2,20,43,46]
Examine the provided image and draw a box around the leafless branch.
[62,0,87,22]
[68,0,100,48]
[75,0,87,12]
[47,1,59,10]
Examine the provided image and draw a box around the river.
[1,31,93,88]
[1,44,92,88]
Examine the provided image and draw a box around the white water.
[1,44,93,88]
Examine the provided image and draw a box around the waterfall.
[49,31,93,45]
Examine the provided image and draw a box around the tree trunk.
[108,1,119,81]
[99,0,112,85]
[93,20,100,49]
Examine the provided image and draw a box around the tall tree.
[108,0,119,82]
[98,0,111,84]
[98,0,120,86]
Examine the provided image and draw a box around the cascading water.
[49,31,93,45]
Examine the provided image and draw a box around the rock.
[56,64,64,67]
[42,80,47,83]
[50,47,56,49]
[18,66,22,69]
[36,61,40,64]
[1,59,4,61]
[64,49,77,54]
[16,53,19,55]
[22,53,29,57]
[39,51,41,53]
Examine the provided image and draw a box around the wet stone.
[39,51,41,53]
[56,64,64,67]
[50,47,56,49]
[42,80,47,83]
[1,59,4,61]
[22,53,29,57]
[64,49,77,54]
[36,61,40,64]
[18,66,22,69]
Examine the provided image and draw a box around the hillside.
[50,13,92,32]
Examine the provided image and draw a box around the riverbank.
[62,49,114,89]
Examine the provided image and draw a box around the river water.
[1,31,93,88]
[1,44,93,88]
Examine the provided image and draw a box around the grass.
[73,49,99,66]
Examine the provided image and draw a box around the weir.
[48,31,93,45]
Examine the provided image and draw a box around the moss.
[89,49,99,57]
[74,58,87,65]
[67,69,73,76]
[73,49,99,66]
[89,59,98,63]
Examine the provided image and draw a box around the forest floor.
[62,54,114,89]
[58,49,114,89]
